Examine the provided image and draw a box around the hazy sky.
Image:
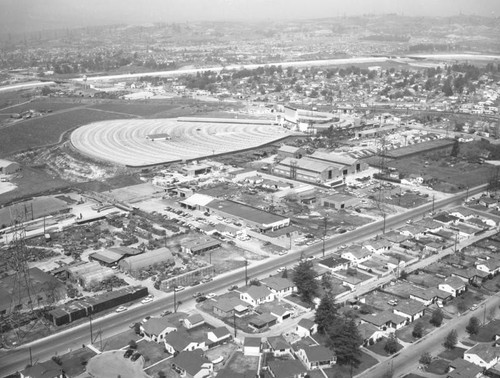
[1,0,499,34]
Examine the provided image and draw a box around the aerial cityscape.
[1,1,500,377]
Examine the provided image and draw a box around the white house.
[270,304,293,323]
[341,245,372,265]
[438,277,467,297]
[183,313,205,329]
[266,335,293,357]
[296,345,336,370]
[141,317,177,343]
[261,277,296,299]
[207,326,231,346]
[476,258,500,276]
[296,318,318,338]
[170,350,213,378]
[240,285,274,307]
[243,337,261,356]
[164,331,205,354]
[464,343,500,369]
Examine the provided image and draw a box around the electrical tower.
[290,160,297,180]
[5,208,50,344]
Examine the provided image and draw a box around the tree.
[419,352,432,366]
[292,260,318,304]
[315,294,338,334]
[412,321,423,339]
[128,340,137,350]
[430,308,444,327]
[444,330,457,350]
[328,317,362,374]
[384,333,399,355]
[249,279,261,286]
[451,140,460,157]
[466,316,480,336]
[281,269,288,279]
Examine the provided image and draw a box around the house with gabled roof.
[206,326,231,348]
[261,276,296,299]
[170,350,213,378]
[164,330,205,354]
[447,358,483,378]
[438,277,467,297]
[249,313,277,330]
[364,238,393,254]
[270,304,293,323]
[296,345,336,370]
[318,255,352,272]
[183,313,205,329]
[212,297,249,318]
[266,335,293,357]
[464,343,500,369]
[359,310,406,331]
[358,322,384,346]
[277,145,305,160]
[433,213,460,226]
[476,258,500,276]
[267,359,307,378]
[393,299,426,323]
[243,337,261,356]
[341,245,372,265]
[141,317,177,343]
[240,285,274,307]
[296,318,317,338]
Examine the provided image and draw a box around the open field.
[71,118,293,167]
[0,100,85,114]
[88,102,179,117]
[0,108,136,158]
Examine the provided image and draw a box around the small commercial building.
[321,193,360,209]
[119,247,174,276]
[277,145,305,160]
[273,157,343,183]
[182,237,220,255]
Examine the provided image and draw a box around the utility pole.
[245,259,248,286]
[89,312,93,344]
[454,234,458,254]
[465,186,469,202]
[483,304,487,325]
[173,288,177,313]
[29,347,33,366]
[322,216,327,257]
[432,194,435,213]
[382,213,387,234]
[233,310,237,338]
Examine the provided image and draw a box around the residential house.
[393,300,426,323]
[170,350,213,378]
[341,245,372,265]
[183,313,205,330]
[206,326,231,348]
[438,277,467,297]
[476,258,500,276]
[359,310,407,331]
[243,337,261,356]
[240,285,274,307]
[266,335,293,357]
[296,345,336,370]
[270,304,293,323]
[318,256,351,272]
[433,213,460,226]
[357,322,384,346]
[464,343,500,369]
[267,359,307,378]
[364,239,393,254]
[20,360,64,378]
[164,331,205,354]
[249,313,277,330]
[261,276,296,299]
[295,318,318,338]
[141,317,177,343]
[447,358,483,378]
[212,297,249,318]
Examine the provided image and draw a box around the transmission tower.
[5,208,50,344]
[290,160,298,180]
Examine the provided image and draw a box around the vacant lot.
[136,339,169,368]
[101,329,141,352]
[86,350,149,378]
[0,108,135,157]
[225,351,259,375]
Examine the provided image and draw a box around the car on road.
[470,304,478,311]
[141,295,154,304]
[115,306,128,313]
[196,296,207,303]
[277,267,286,273]
[142,316,151,323]
[192,292,204,298]
[278,251,288,256]
[161,310,172,317]
[228,285,238,291]
[206,293,217,299]
[174,286,185,292]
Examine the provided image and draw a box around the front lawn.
[322,351,379,377]
[425,358,449,375]
[366,337,404,357]
[470,319,500,342]
[396,315,434,343]
[136,340,170,368]
[101,329,141,351]
[438,347,466,361]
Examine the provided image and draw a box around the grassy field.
[1,100,86,114]
[322,351,379,377]
[0,108,136,157]
[88,102,178,117]
[225,351,259,375]
[101,329,141,352]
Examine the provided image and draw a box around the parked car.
[196,296,208,303]
[115,306,128,313]
[277,267,286,273]
[141,296,154,304]
[161,310,172,317]
[124,349,134,358]
[130,353,142,362]
[228,285,238,291]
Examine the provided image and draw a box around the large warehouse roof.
[207,199,287,226]
[119,247,173,272]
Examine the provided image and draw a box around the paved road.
[0,184,487,376]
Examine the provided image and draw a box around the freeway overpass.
[0,184,488,376]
